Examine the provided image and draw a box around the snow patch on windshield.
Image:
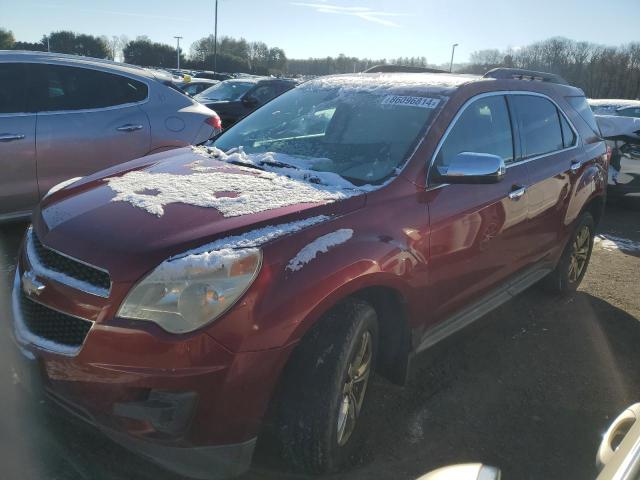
[193,145,380,191]
[106,161,359,217]
[171,215,330,260]
[287,228,353,271]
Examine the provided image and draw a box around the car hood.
[33,147,366,282]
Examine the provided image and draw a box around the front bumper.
[11,267,292,479]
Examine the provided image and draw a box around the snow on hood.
[595,115,640,141]
[286,228,353,271]
[105,147,372,217]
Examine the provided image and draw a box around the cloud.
[291,2,406,27]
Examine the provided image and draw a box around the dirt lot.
[0,203,639,480]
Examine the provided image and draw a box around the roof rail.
[483,68,569,85]
[364,65,448,74]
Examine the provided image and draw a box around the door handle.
[116,124,143,132]
[508,185,526,200]
[0,133,26,142]
[570,159,582,172]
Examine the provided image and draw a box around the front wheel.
[276,298,378,473]
[544,212,595,293]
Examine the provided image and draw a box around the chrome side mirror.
[437,152,506,184]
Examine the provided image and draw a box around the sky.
[2,0,639,65]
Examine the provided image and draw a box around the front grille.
[31,232,111,292]
[20,291,92,347]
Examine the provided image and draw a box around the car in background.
[194,77,297,128]
[0,51,222,222]
[12,68,607,478]
[194,70,234,81]
[176,78,219,96]
[589,98,640,118]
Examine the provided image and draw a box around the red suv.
[11,68,608,479]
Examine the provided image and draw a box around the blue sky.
[3,0,639,64]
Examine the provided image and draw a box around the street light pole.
[174,36,183,71]
[213,0,218,71]
[449,43,459,73]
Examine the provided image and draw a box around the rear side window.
[559,112,577,148]
[567,96,601,135]
[618,107,640,118]
[36,64,148,112]
[0,63,27,114]
[435,95,514,168]
[511,95,563,158]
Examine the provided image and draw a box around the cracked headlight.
[117,248,262,334]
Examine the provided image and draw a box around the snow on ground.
[287,229,353,271]
[594,234,640,254]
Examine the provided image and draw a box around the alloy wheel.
[336,331,372,446]
[568,225,590,282]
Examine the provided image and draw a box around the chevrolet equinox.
[11,68,608,479]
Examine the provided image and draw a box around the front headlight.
[117,248,262,334]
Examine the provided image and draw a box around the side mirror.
[436,152,506,184]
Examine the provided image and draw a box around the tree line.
[2,28,638,99]
[462,37,640,99]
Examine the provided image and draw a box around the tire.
[543,212,595,294]
[276,298,378,473]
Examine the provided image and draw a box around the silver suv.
[0,51,221,222]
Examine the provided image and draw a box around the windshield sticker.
[381,95,440,109]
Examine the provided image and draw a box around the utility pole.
[449,43,458,73]
[213,0,219,71]
[174,36,183,71]
[46,36,50,52]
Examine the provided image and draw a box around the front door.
[424,94,531,330]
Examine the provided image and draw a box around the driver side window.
[435,95,514,171]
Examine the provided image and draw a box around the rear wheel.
[544,212,595,293]
[276,299,378,473]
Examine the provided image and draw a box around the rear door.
[426,94,532,325]
[0,62,38,219]
[509,94,580,263]
[32,63,151,196]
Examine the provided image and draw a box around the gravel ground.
[0,203,638,480]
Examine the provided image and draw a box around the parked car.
[176,78,219,96]
[194,70,234,81]
[589,98,640,117]
[0,51,222,222]
[11,68,607,479]
[194,77,297,128]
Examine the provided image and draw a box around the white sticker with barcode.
[381,95,441,109]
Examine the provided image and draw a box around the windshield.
[196,81,254,101]
[213,85,444,184]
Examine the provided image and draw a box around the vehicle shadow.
[249,290,640,480]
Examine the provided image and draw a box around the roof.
[0,50,162,80]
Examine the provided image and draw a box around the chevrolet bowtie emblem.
[22,270,45,297]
